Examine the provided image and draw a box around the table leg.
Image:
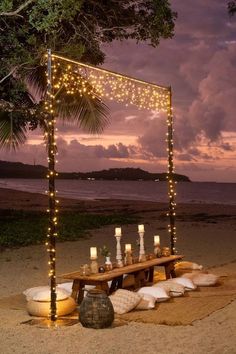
[165,261,176,279]
[148,266,154,282]
[109,276,123,294]
[77,281,85,304]
[71,279,80,302]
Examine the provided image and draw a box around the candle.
[154,235,160,245]
[90,247,97,259]
[138,224,145,233]
[125,244,132,252]
[115,227,122,236]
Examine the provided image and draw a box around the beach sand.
[0,188,236,354]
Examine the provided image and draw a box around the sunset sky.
[1,0,236,182]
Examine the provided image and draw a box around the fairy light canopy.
[51,54,170,112]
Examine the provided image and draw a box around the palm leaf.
[55,88,109,134]
[0,110,27,150]
[25,65,47,101]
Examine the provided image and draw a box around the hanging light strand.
[45,49,58,322]
[51,54,170,112]
[166,87,177,254]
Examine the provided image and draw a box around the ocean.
[0,178,235,205]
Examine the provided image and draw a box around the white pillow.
[58,282,73,293]
[137,287,169,302]
[153,281,185,297]
[175,261,203,270]
[135,294,156,310]
[109,289,142,315]
[24,286,70,301]
[170,277,197,291]
[182,273,219,286]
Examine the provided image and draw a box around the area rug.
[0,274,236,326]
[117,274,236,326]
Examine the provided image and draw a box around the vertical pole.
[46,49,57,322]
[167,87,177,254]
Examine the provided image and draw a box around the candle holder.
[115,229,123,267]
[138,227,146,262]
[154,244,162,258]
[124,250,133,266]
[90,258,99,274]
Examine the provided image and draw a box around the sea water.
[0,179,235,205]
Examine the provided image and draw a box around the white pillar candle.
[138,224,145,233]
[115,227,122,236]
[154,235,160,245]
[90,247,97,259]
[125,244,132,252]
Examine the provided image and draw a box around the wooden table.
[60,255,183,304]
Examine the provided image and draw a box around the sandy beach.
[0,187,236,354]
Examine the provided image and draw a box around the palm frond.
[25,65,47,101]
[55,89,109,134]
[0,110,27,150]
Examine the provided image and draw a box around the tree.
[228,1,236,16]
[0,0,177,148]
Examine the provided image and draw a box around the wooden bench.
[60,255,183,304]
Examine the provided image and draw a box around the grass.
[0,209,139,249]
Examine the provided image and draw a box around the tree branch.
[0,0,35,18]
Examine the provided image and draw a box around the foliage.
[0,209,139,248]
[0,1,176,103]
[100,245,111,258]
[228,1,236,15]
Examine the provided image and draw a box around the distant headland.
[0,161,191,182]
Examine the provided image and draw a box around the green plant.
[100,245,111,258]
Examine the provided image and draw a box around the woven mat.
[0,274,236,326]
[117,274,236,326]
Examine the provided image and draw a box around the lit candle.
[154,235,160,246]
[138,224,145,233]
[90,247,97,259]
[125,244,132,252]
[115,227,122,236]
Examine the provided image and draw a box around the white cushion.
[137,286,169,302]
[175,261,203,270]
[109,289,142,315]
[153,281,185,297]
[58,282,73,293]
[32,287,70,302]
[24,286,70,302]
[135,294,156,310]
[182,273,219,286]
[170,277,197,291]
[27,297,76,317]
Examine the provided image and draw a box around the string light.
[45,49,58,322]
[166,87,177,254]
[51,54,170,112]
[44,52,178,324]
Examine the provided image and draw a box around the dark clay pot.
[79,289,114,329]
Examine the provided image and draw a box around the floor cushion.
[135,294,156,310]
[182,272,219,286]
[170,277,197,291]
[27,297,76,317]
[109,289,142,315]
[137,286,169,302]
[153,281,185,297]
[23,286,70,302]
[175,261,203,270]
